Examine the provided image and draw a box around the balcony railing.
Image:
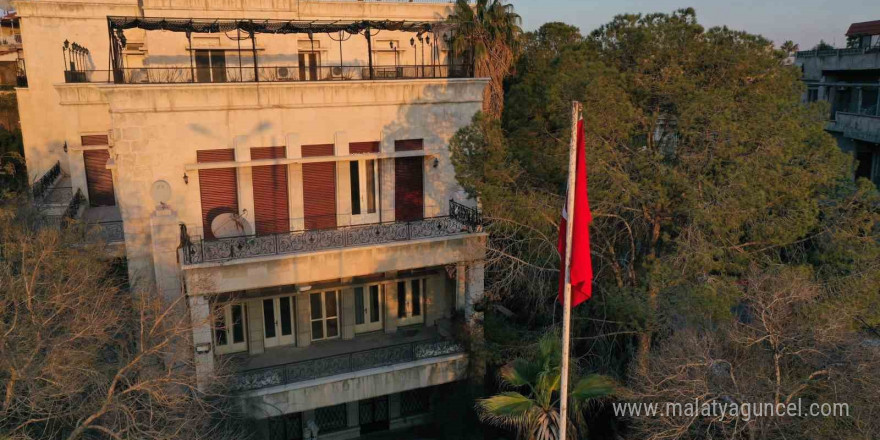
[32,160,61,201]
[64,64,472,85]
[181,200,481,265]
[229,338,464,392]
[796,45,880,58]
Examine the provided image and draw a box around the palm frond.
[570,374,616,401]
[476,392,540,431]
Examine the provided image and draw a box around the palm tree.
[447,0,522,118]
[477,334,615,440]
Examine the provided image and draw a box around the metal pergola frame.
[106,16,459,82]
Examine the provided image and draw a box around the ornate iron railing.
[32,161,61,200]
[181,200,481,265]
[229,339,463,392]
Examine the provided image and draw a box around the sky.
[510,0,880,50]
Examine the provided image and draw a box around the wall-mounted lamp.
[62,141,68,153]
[297,285,312,292]
[183,172,189,185]
[195,342,211,354]
[432,157,439,168]
[410,37,415,47]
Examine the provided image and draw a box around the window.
[214,303,247,354]
[310,290,340,341]
[195,49,227,83]
[397,278,425,326]
[349,159,378,222]
[354,284,383,333]
[298,52,320,81]
[315,404,347,433]
[806,88,819,103]
[263,295,296,348]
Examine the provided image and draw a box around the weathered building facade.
[795,19,880,187]
[15,0,487,438]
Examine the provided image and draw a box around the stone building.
[795,19,880,187]
[14,0,487,438]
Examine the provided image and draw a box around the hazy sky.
[510,0,880,50]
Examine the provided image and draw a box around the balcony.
[227,324,463,393]
[180,200,481,265]
[64,64,471,85]
[831,111,880,144]
[63,16,474,86]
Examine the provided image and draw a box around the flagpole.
[559,100,581,440]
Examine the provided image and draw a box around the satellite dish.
[211,213,253,238]
[150,180,172,207]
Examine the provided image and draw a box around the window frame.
[310,289,341,341]
[213,302,248,355]
[354,283,384,334]
[349,158,379,224]
[262,294,297,349]
[396,277,426,326]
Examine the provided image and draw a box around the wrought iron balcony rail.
[181,200,481,265]
[64,64,473,85]
[32,160,61,200]
[229,338,464,392]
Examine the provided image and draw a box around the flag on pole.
[557,118,593,307]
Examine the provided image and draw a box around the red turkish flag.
[557,119,593,307]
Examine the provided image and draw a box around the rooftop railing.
[229,338,464,392]
[796,45,880,58]
[180,199,482,265]
[64,64,472,85]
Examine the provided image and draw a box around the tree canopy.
[451,8,880,439]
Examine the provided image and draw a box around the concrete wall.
[53,78,485,288]
[797,51,880,81]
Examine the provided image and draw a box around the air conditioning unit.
[330,66,344,78]
[276,66,291,79]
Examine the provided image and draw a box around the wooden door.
[251,146,289,235]
[301,144,336,230]
[197,149,238,239]
[394,156,423,222]
[83,149,115,207]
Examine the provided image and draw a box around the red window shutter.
[81,134,109,146]
[394,139,423,152]
[302,162,336,230]
[395,156,423,222]
[197,149,238,240]
[301,144,334,158]
[349,141,380,154]
[83,149,115,207]
[251,146,288,235]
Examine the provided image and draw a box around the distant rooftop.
[846,19,880,37]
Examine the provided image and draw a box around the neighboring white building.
[15,0,488,438]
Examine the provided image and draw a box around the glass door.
[349,159,379,225]
[396,278,425,327]
[263,296,296,348]
[354,284,383,333]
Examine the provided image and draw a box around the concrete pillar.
[234,141,255,228]
[380,158,395,223]
[188,295,215,392]
[876,82,880,116]
[857,87,863,114]
[286,133,304,231]
[336,160,352,226]
[465,261,485,324]
[341,279,355,340]
[455,262,467,313]
[68,149,87,197]
[384,272,399,334]
[296,293,312,348]
[346,401,359,428]
[302,409,316,439]
[425,275,447,327]
[246,298,265,355]
[388,393,401,419]
[150,207,183,301]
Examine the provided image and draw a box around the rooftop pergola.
[102,16,466,83]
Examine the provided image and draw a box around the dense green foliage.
[451,8,880,439]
